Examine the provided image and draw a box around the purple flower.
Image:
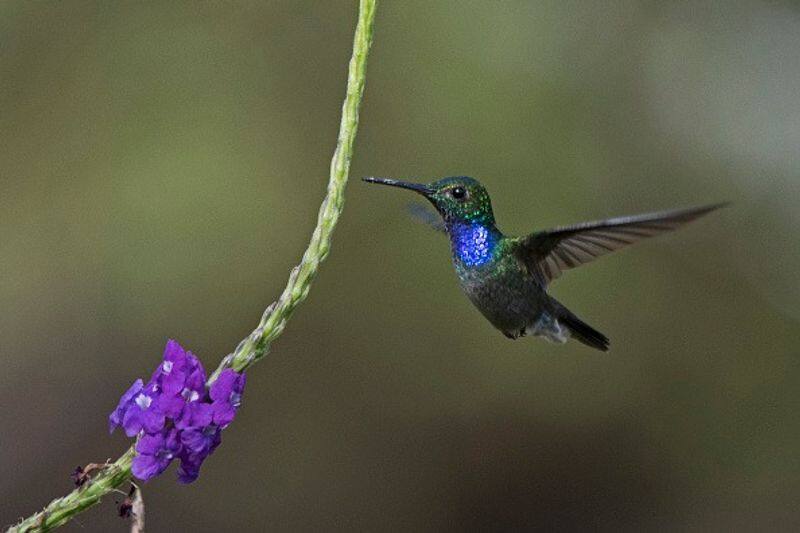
[177,452,205,484]
[109,340,246,483]
[176,425,223,483]
[181,424,222,456]
[150,340,206,398]
[109,379,143,434]
[109,380,166,437]
[176,400,213,430]
[210,369,246,428]
[132,428,182,481]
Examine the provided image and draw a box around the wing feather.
[515,203,726,285]
[407,203,446,233]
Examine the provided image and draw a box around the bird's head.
[362,176,496,226]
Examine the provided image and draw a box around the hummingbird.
[363,176,725,351]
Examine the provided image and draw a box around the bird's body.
[445,210,601,347]
[448,226,544,336]
[363,176,724,351]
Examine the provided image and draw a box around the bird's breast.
[453,248,546,333]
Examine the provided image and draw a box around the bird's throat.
[449,222,500,267]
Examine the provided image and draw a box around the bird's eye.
[451,186,467,200]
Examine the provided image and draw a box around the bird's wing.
[407,203,446,233]
[513,203,726,285]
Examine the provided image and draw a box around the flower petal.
[209,369,237,402]
[212,401,236,428]
[176,402,213,430]
[132,453,166,481]
[177,454,204,484]
[109,379,144,433]
[136,432,166,455]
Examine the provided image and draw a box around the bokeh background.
[2,1,799,531]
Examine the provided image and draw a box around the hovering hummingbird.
[363,176,725,351]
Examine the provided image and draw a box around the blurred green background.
[2,1,799,531]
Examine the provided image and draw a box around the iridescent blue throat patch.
[451,223,497,267]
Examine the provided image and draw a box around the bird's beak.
[362,177,434,197]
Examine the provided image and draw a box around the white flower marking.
[135,393,152,410]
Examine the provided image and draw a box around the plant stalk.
[8,1,377,530]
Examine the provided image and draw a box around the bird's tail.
[553,300,610,352]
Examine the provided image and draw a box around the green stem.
[210,0,377,381]
[8,1,377,531]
